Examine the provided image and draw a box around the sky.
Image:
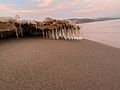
[0,0,120,20]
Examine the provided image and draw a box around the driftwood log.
[0,16,82,40]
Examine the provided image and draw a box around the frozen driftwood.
[0,16,82,40]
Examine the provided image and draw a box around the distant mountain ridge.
[67,17,120,24]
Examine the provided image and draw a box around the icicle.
[19,25,23,37]
[57,29,60,40]
[56,29,59,40]
[61,29,64,39]
[68,30,71,40]
[77,29,80,40]
[45,30,48,39]
[59,29,62,38]
[55,29,57,39]
[71,29,74,40]
[48,30,52,39]
[72,29,75,40]
[42,30,45,38]
[36,26,37,29]
[55,29,59,40]
[28,21,30,25]
[50,30,53,39]
[67,30,70,40]
[15,30,19,39]
[69,29,71,40]
[61,29,64,38]
[48,30,50,39]
[65,30,68,40]
[52,30,55,39]
[62,29,67,40]
[13,22,19,39]
[45,30,46,38]
[66,30,68,40]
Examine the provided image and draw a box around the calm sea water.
[81,19,120,48]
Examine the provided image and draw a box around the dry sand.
[0,37,120,90]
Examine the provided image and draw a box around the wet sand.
[0,38,120,90]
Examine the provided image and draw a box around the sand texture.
[0,38,120,90]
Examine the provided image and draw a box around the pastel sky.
[0,0,120,19]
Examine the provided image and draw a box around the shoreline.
[82,19,120,48]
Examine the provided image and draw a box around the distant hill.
[67,17,120,24]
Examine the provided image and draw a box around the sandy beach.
[0,38,120,90]
[0,0,120,89]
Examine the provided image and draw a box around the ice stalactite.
[52,30,55,39]
[59,29,62,38]
[45,30,48,38]
[42,30,45,38]
[15,30,19,39]
[48,30,51,39]
[19,25,23,37]
[71,29,74,40]
[68,30,71,40]
[66,30,69,40]
[12,22,19,39]
[55,29,59,40]
[62,29,66,40]
[73,29,76,40]
[61,29,64,39]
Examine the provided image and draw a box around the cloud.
[0,3,47,14]
[0,4,16,13]
[41,0,54,6]
[0,0,119,19]
[0,0,80,14]
[28,0,55,7]
[0,0,107,15]
[71,0,120,18]
[74,0,112,13]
